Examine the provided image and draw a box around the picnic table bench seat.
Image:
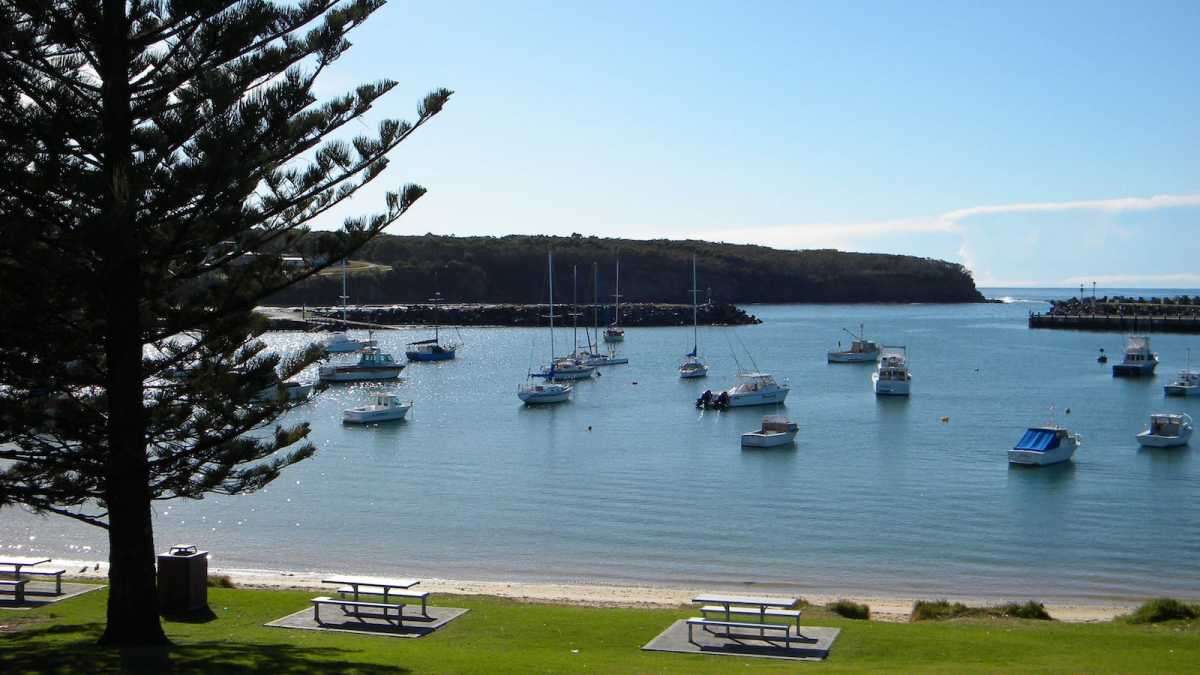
[311,596,406,626]
[336,586,430,616]
[686,617,796,643]
[18,568,66,594]
[0,578,29,604]
[699,605,802,627]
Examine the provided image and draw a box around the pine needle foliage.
[0,0,450,645]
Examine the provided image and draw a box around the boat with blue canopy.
[1009,425,1081,466]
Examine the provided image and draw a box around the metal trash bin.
[157,544,209,614]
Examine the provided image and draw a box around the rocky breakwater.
[264,302,759,329]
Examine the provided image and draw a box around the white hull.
[343,407,410,424]
[319,367,403,383]
[579,353,628,366]
[1164,384,1200,397]
[679,364,708,379]
[728,388,789,407]
[1009,439,1078,465]
[873,372,911,396]
[538,367,594,381]
[828,351,879,363]
[518,384,572,404]
[741,429,798,447]
[1136,431,1192,448]
[255,381,314,402]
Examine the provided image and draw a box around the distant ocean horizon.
[979,287,1200,305]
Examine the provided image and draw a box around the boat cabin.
[356,349,397,366]
[729,373,779,393]
[1014,427,1069,452]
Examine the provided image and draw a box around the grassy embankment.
[2,587,1198,673]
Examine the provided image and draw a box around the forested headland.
[267,233,984,306]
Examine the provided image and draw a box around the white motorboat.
[519,253,575,403]
[698,372,789,408]
[1164,370,1200,397]
[254,380,314,402]
[828,324,881,363]
[1112,336,1158,377]
[318,347,404,383]
[321,332,374,353]
[1009,425,1082,466]
[604,258,625,343]
[872,346,911,396]
[342,393,412,424]
[679,255,708,379]
[1136,413,1193,448]
[518,381,573,404]
[741,415,799,448]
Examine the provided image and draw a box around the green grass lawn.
[2,586,1198,674]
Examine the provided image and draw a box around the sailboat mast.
[592,262,599,351]
[572,265,579,354]
[548,253,555,361]
[340,258,349,327]
[614,258,621,327]
[691,255,699,352]
[433,292,440,343]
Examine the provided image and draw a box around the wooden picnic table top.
[692,593,798,608]
[321,575,420,590]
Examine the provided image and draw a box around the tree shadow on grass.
[0,622,411,674]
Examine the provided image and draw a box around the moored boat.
[518,380,573,404]
[1164,370,1200,397]
[1112,336,1157,377]
[404,292,460,362]
[254,380,315,402]
[678,255,708,379]
[1136,413,1193,448]
[828,324,881,363]
[321,332,375,353]
[342,393,412,424]
[698,372,789,408]
[1009,426,1081,466]
[318,347,404,383]
[603,258,625,343]
[741,415,799,448]
[872,346,911,396]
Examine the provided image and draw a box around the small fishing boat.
[1136,413,1193,448]
[318,347,404,383]
[404,292,460,362]
[872,346,911,396]
[342,393,412,424]
[254,380,314,402]
[1112,336,1157,377]
[1164,370,1200,397]
[741,415,799,448]
[698,372,789,408]
[828,324,881,363]
[679,255,708,379]
[321,332,375,353]
[1163,350,1198,396]
[518,380,573,404]
[1009,425,1082,466]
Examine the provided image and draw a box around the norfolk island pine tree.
[0,0,450,645]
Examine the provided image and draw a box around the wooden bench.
[19,568,66,595]
[0,578,29,604]
[687,617,795,644]
[337,586,431,617]
[311,596,406,626]
[699,605,802,629]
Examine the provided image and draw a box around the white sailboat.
[577,262,628,366]
[603,258,625,343]
[519,253,577,404]
[679,255,708,379]
[321,259,375,353]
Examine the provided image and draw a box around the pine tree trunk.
[95,0,167,646]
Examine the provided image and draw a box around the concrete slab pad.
[643,620,840,661]
[0,582,105,611]
[266,604,468,638]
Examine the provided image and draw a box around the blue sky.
[310,1,1200,287]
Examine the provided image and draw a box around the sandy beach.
[51,558,1134,623]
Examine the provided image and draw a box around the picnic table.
[321,575,420,603]
[0,557,51,577]
[692,593,799,622]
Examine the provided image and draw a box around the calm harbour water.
[3,288,1199,601]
